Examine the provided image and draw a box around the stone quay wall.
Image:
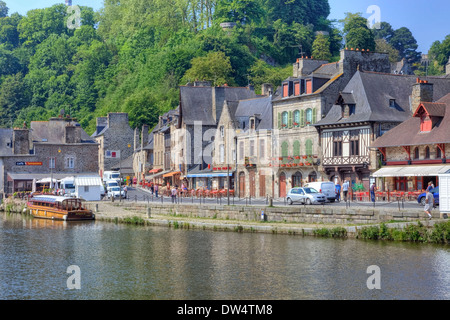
[112,202,432,225]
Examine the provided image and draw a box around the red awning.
[149,168,162,174]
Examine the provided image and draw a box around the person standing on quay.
[171,186,177,203]
[370,183,376,203]
[424,189,434,220]
[342,179,349,202]
[154,184,159,198]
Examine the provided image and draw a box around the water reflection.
[0,213,448,300]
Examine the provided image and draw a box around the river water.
[0,213,448,300]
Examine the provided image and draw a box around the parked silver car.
[286,187,326,205]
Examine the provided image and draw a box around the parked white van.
[303,181,336,202]
[103,171,120,183]
[104,179,119,191]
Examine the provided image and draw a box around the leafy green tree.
[372,21,395,43]
[267,0,330,27]
[375,38,399,63]
[0,0,8,18]
[0,73,30,126]
[389,27,421,64]
[214,0,264,24]
[429,35,450,67]
[341,12,375,51]
[249,59,291,92]
[182,50,233,86]
[312,33,331,61]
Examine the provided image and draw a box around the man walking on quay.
[424,189,434,220]
[342,179,349,202]
[370,183,376,203]
[171,186,178,203]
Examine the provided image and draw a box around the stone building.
[209,90,274,198]
[0,116,99,195]
[92,113,135,178]
[175,83,259,189]
[272,49,391,198]
[132,125,153,185]
[371,92,450,192]
[148,108,180,186]
[234,95,273,198]
[315,72,450,190]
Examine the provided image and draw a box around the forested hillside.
[0,0,448,134]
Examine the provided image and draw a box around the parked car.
[417,187,439,206]
[107,186,125,199]
[286,187,327,205]
[303,182,336,202]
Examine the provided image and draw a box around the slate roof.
[31,120,96,144]
[179,86,259,126]
[234,96,273,131]
[315,71,450,126]
[0,128,13,156]
[371,93,450,148]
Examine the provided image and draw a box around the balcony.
[270,155,319,168]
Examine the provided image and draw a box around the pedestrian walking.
[370,183,376,203]
[154,184,159,198]
[335,183,341,202]
[424,189,434,220]
[171,186,177,203]
[123,185,128,199]
[342,180,349,202]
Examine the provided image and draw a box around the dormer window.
[420,114,432,132]
[389,99,396,108]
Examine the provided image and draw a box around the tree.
[214,0,264,24]
[312,33,331,61]
[0,1,8,18]
[375,38,399,63]
[249,59,291,92]
[429,35,450,67]
[0,73,30,126]
[389,27,421,64]
[182,50,233,86]
[341,13,375,51]
[372,21,395,43]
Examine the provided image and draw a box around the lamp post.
[50,148,61,193]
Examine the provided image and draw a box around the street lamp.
[50,148,61,193]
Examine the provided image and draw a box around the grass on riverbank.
[314,221,450,244]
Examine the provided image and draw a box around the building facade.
[272,49,391,197]
[371,93,450,191]
[92,113,135,178]
[0,116,99,195]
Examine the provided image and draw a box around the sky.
[4,0,449,53]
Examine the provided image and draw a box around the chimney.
[96,117,107,134]
[293,57,329,77]
[65,124,81,144]
[141,125,149,149]
[133,127,140,151]
[446,57,450,76]
[261,83,273,96]
[13,128,30,155]
[411,78,434,114]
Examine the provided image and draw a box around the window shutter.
[312,108,317,124]
[288,111,293,128]
[278,113,281,129]
[300,109,305,127]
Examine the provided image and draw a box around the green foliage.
[358,221,450,244]
[312,34,331,61]
[341,13,375,51]
[182,51,234,86]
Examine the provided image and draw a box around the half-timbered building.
[316,71,450,190]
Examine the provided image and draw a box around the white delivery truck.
[103,171,121,183]
[438,173,450,219]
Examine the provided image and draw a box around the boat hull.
[28,206,95,221]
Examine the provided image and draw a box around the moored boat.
[27,195,95,221]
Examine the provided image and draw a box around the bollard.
[261,210,265,222]
[146,206,151,218]
[111,195,115,203]
[95,203,99,213]
[268,198,273,207]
